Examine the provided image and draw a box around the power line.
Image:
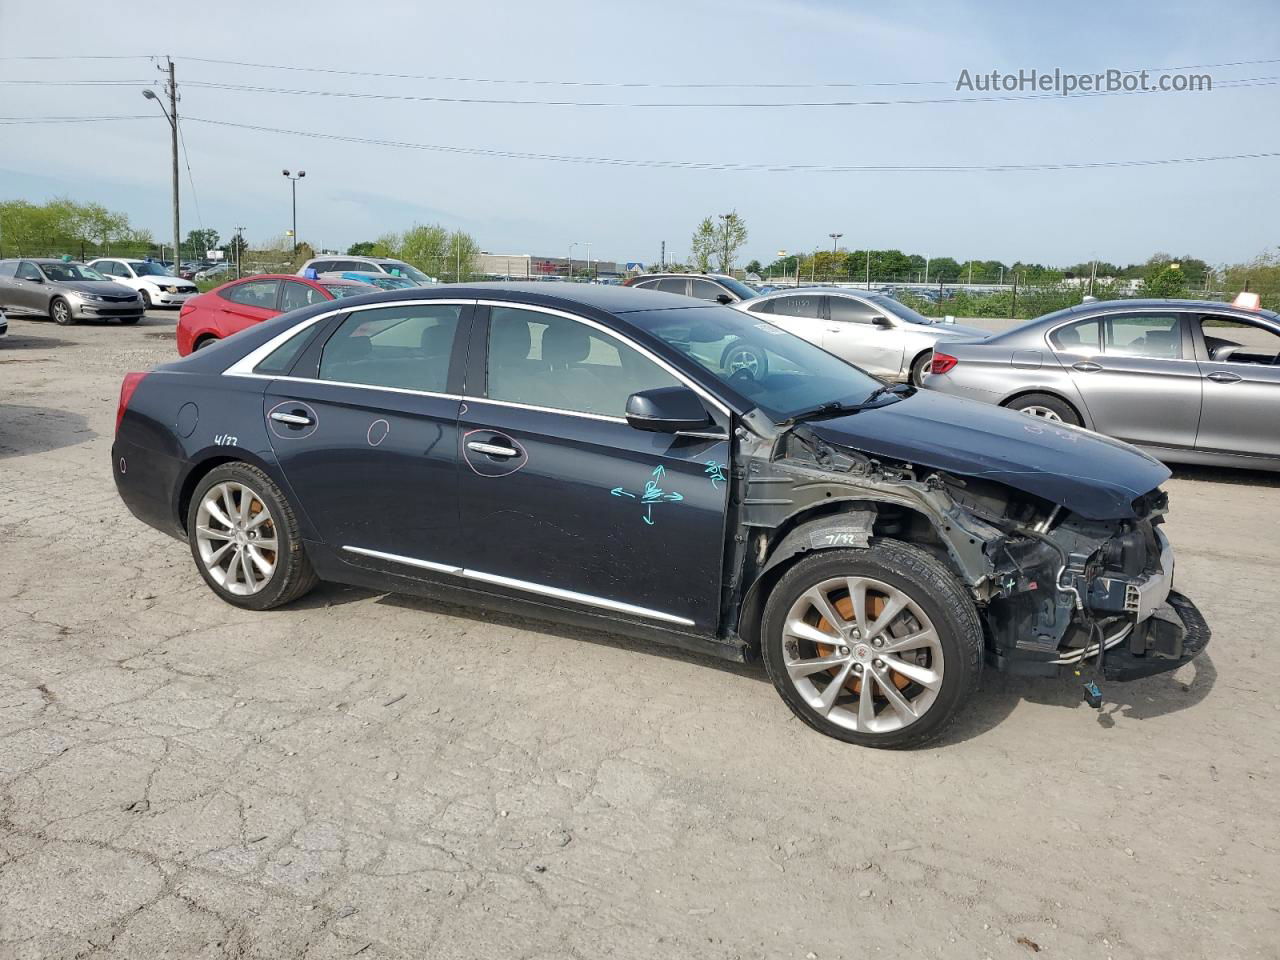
[0,115,153,124]
[0,79,156,86]
[183,115,1280,173]
[178,75,1273,109]
[179,53,1280,89]
[0,54,158,61]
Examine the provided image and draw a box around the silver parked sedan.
[0,258,144,325]
[732,288,988,384]
[924,298,1280,471]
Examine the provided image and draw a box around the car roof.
[636,273,736,281]
[308,280,705,313]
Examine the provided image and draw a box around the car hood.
[57,280,137,297]
[805,389,1170,520]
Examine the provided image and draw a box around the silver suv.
[297,255,435,285]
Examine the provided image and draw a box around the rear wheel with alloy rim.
[761,540,982,748]
[1005,392,1081,426]
[186,462,318,610]
[909,351,932,386]
[721,339,769,381]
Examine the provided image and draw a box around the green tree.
[745,259,763,276]
[347,241,378,256]
[1140,261,1188,298]
[184,228,221,259]
[712,211,748,274]
[690,217,716,273]
[444,230,480,282]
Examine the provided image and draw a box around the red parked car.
[176,274,375,355]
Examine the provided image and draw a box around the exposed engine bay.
[729,417,1210,685]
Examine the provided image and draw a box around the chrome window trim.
[222,299,478,377]
[342,545,695,626]
[476,299,732,417]
[1044,309,1201,364]
[223,297,733,422]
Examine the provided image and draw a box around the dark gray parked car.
[0,259,144,325]
[924,298,1280,471]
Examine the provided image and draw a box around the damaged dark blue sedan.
[112,283,1209,748]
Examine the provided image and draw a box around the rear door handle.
[270,410,313,426]
[467,440,519,458]
[1071,360,1102,372]
[1205,371,1242,384]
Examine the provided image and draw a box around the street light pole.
[568,242,577,281]
[281,170,305,256]
[829,232,842,253]
[141,61,179,273]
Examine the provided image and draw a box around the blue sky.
[1,0,1278,268]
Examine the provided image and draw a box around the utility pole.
[924,256,930,284]
[660,240,665,269]
[865,249,871,289]
[234,225,245,279]
[141,59,180,273]
[717,214,732,273]
[568,242,577,281]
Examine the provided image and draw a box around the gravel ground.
[1,310,1277,959]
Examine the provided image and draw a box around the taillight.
[930,352,958,375]
[116,372,148,435]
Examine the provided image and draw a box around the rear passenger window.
[770,295,821,319]
[828,297,877,323]
[318,304,461,391]
[656,278,688,296]
[486,307,681,417]
[1104,313,1182,359]
[1050,319,1101,353]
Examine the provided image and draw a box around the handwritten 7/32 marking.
[610,464,684,525]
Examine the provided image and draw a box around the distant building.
[474,253,624,280]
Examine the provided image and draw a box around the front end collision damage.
[728,419,1209,681]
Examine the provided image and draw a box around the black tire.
[119,316,141,326]
[760,540,982,749]
[720,339,770,381]
[194,335,219,351]
[1005,392,1081,426]
[186,462,318,610]
[49,297,75,325]
[140,288,153,309]
[909,350,932,386]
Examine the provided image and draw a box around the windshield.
[627,305,880,421]
[716,275,759,300]
[322,283,375,299]
[377,261,431,284]
[871,294,933,325]
[40,262,107,282]
[368,276,416,290]
[127,261,174,277]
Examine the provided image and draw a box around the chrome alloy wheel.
[194,482,278,596]
[781,576,944,735]
[725,346,761,377]
[1018,405,1064,422]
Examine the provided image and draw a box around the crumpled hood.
[806,389,1170,520]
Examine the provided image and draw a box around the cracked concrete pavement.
[1,311,1277,959]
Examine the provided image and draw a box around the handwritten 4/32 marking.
[611,464,683,525]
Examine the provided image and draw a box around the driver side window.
[486,307,681,417]
[1198,314,1280,365]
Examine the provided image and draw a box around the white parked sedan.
[87,258,199,309]
[732,288,988,384]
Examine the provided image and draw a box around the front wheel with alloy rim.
[186,462,318,610]
[1005,392,1081,426]
[49,297,75,325]
[909,351,932,386]
[761,541,982,748]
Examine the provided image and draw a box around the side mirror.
[626,386,710,433]
[871,315,892,328]
[28,275,44,284]
[715,293,734,305]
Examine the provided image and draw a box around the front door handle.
[270,410,313,426]
[1205,371,1242,384]
[1071,360,1103,372]
[467,440,519,458]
